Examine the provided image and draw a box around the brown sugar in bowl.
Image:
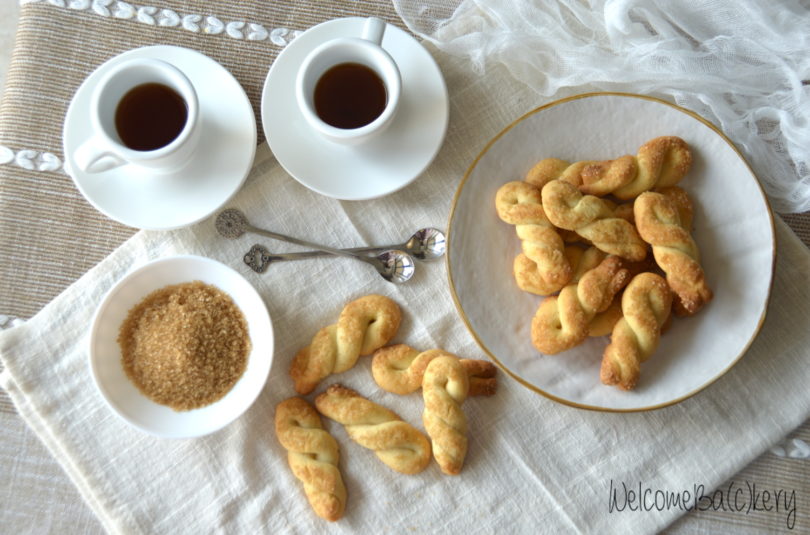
[89,255,274,438]
[118,280,251,412]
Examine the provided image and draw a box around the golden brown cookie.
[611,136,692,199]
[289,295,401,394]
[600,273,673,390]
[634,191,712,316]
[531,255,630,354]
[422,356,469,475]
[524,157,586,189]
[495,180,573,295]
[583,247,659,338]
[541,180,648,261]
[524,137,691,199]
[511,244,582,295]
[371,344,497,396]
[275,397,347,522]
[315,384,431,475]
[577,155,639,196]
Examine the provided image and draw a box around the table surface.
[1,1,809,533]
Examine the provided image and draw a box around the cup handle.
[74,136,127,173]
[362,17,386,45]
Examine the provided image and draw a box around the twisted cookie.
[612,136,692,199]
[541,180,647,261]
[422,356,469,475]
[600,273,673,390]
[526,137,691,199]
[511,244,581,295]
[315,385,431,475]
[371,344,497,396]
[275,397,347,522]
[525,157,591,189]
[634,191,712,316]
[531,255,630,354]
[495,181,573,295]
[290,295,401,394]
[582,248,658,337]
[562,246,623,337]
[527,156,637,197]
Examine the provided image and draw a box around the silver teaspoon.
[216,208,415,284]
[243,244,416,284]
[238,227,446,263]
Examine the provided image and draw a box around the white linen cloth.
[394,0,810,214]
[2,16,810,535]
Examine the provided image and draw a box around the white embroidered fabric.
[392,0,810,214]
[19,0,301,45]
[770,437,810,459]
[0,145,62,171]
[2,2,304,174]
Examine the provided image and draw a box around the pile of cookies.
[495,136,713,391]
[274,295,497,521]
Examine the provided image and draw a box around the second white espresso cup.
[74,57,200,174]
[296,17,402,145]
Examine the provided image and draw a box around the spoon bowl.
[404,228,446,260]
[375,250,416,284]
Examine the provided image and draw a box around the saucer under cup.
[63,46,256,230]
[262,17,449,200]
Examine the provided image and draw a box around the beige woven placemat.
[0,2,808,533]
[0,0,403,319]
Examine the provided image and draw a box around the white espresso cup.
[296,17,401,145]
[74,57,200,174]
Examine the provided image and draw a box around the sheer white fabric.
[393,0,810,214]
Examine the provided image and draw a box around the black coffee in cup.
[314,63,387,129]
[115,83,188,151]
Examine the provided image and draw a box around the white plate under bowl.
[89,255,274,437]
[447,92,775,412]
[261,17,449,200]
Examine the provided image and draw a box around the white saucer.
[63,46,257,230]
[261,17,449,200]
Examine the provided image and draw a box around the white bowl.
[89,255,274,438]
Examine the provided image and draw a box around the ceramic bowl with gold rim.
[446,92,775,412]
